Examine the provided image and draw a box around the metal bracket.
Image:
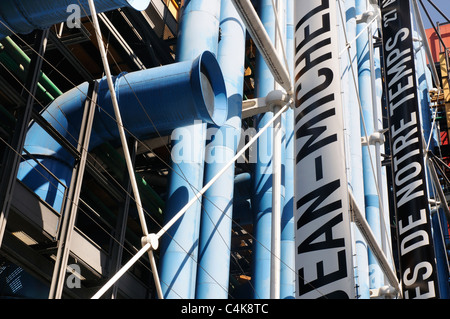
[370,285,398,299]
[356,11,376,24]
[141,233,159,251]
[361,129,388,146]
[242,90,291,119]
[242,97,269,119]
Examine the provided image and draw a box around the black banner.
[380,0,439,298]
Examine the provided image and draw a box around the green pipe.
[2,36,63,97]
[0,36,62,99]
[0,48,55,103]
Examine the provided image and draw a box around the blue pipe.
[196,0,246,299]
[355,0,383,290]
[251,0,279,299]
[158,0,222,299]
[0,0,149,40]
[280,0,294,299]
[17,51,227,212]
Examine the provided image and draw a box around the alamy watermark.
[66,4,82,29]
[170,120,281,167]
[66,263,81,289]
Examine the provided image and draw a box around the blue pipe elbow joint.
[18,51,228,210]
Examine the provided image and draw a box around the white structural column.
[86,0,163,299]
[294,0,355,299]
[271,101,281,300]
[231,0,292,93]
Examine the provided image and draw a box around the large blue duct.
[195,0,246,299]
[374,22,394,277]
[0,0,150,40]
[158,0,222,299]
[17,51,228,212]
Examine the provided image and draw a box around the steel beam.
[109,138,137,299]
[48,81,98,299]
[98,12,146,70]
[47,31,95,82]
[0,29,49,247]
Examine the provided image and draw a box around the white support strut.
[86,0,163,299]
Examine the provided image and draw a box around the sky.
[417,0,450,29]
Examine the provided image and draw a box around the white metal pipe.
[269,0,284,299]
[368,21,388,267]
[91,242,151,299]
[148,250,164,298]
[231,0,292,93]
[270,103,282,299]
[87,0,148,237]
[87,0,163,299]
[156,101,291,240]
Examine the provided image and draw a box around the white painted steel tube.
[270,104,282,299]
[294,0,355,298]
[87,0,163,299]
[87,0,148,236]
[231,0,292,93]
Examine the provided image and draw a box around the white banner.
[293,0,355,298]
